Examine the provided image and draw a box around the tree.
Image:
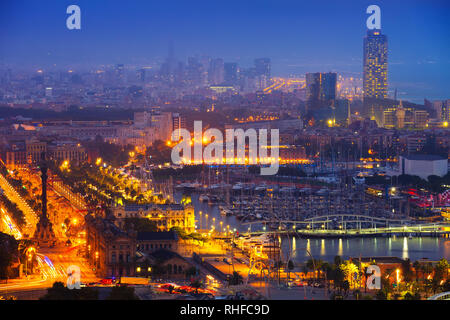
[333,267,346,292]
[342,280,350,295]
[334,255,342,267]
[412,261,421,281]
[401,259,413,283]
[170,226,188,240]
[442,279,450,292]
[0,233,18,280]
[107,285,139,300]
[375,290,387,300]
[403,292,414,300]
[434,258,449,282]
[287,260,295,281]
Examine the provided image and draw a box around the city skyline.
[0,0,450,303]
[1,0,450,102]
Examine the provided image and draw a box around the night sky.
[1,0,449,102]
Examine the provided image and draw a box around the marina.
[174,191,450,263]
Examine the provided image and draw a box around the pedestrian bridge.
[427,292,450,300]
[239,214,450,238]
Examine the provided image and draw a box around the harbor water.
[176,192,450,263]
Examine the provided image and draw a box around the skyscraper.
[224,62,238,85]
[305,72,337,111]
[363,29,388,99]
[208,58,224,85]
[254,58,271,78]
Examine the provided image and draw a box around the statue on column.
[32,152,57,247]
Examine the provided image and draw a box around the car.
[100,278,116,285]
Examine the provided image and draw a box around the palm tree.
[301,265,309,280]
[287,260,294,281]
[306,259,318,281]
[401,258,413,284]
[412,261,421,282]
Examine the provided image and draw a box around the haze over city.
[0,0,449,306]
[1,0,450,102]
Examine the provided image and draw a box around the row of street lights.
[198,211,236,235]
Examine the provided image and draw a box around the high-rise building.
[224,63,238,85]
[208,58,224,85]
[305,72,337,111]
[254,58,271,78]
[115,64,125,83]
[363,29,388,99]
[433,100,450,122]
[137,69,146,83]
[172,113,186,141]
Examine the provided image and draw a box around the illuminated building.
[433,99,450,122]
[172,113,186,141]
[373,100,429,129]
[85,213,137,278]
[306,72,337,111]
[363,29,388,100]
[3,138,87,168]
[112,203,195,233]
[136,231,179,253]
[334,99,351,126]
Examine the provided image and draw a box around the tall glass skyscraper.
[305,72,337,111]
[363,29,388,99]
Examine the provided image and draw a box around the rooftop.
[401,154,447,161]
[137,231,178,241]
